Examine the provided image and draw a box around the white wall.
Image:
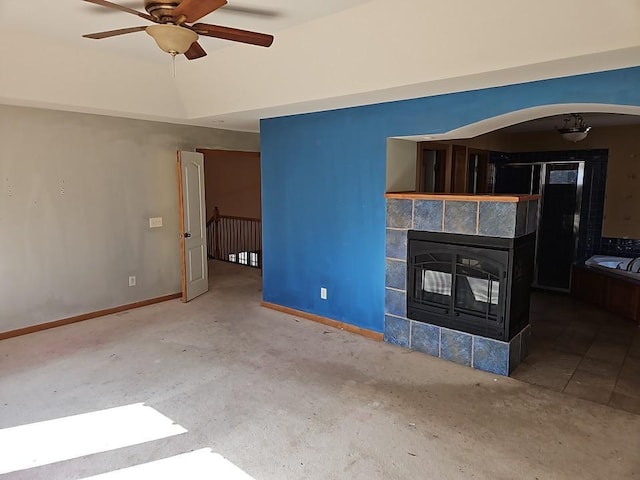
[386,139,417,192]
[0,105,259,333]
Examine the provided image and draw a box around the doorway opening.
[387,104,640,412]
[197,149,262,270]
[497,159,586,291]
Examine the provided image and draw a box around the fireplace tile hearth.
[385,259,406,290]
[383,194,538,376]
[414,200,443,231]
[516,202,528,237]
[386,199,413,228]
[441,328,473,366]
[385,288,406,318]
[444,201,477,235]
[386,229,408,260]
[478,202,517,237]
[411,322,440,357]
[509,334,522,373]
[384,315,410,347]
[474,336,510,376]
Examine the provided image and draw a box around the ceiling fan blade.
[82,0,157,23]
[192,23,274,47]
[173,0,227,23]
[83,26,148,39]
[221,4,282,18]
[184,42,208,60]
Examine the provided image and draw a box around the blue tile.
[520,325,531,361]
[385,288,406,318]
[414,200,443,232]
[411,322,440,357]
[386,228,407,260]
[478,202,516,237]
[384,315,410,347]
[387,199,413,229]
[440,328,472,366]
[444,201,477,235]
[473,336,510,376]
[515,202,527,237]
[509,333,522,374]
[385,259,406,290]
[526,200,539,234]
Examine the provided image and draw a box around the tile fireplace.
[407,231,535,341]
[384,193,539,375]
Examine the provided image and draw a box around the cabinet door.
[451,145,468,193]
[468,149,490,193]
[571,267,605,307]
[606,277,640,320]
[417,143,449,193]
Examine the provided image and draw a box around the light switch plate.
[149,217,163,228]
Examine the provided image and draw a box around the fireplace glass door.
[413,251,453,314]
[409,243,509,338]
[454,254,503,322]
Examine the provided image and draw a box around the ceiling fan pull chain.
[172,53,176,78]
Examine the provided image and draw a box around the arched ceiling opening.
[396,104,640,142]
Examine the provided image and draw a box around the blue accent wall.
[260,67,640,333]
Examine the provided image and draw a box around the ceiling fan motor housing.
[144,0,180,22]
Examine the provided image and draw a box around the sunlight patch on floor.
[81,449,255,480]
[0,403,187,475]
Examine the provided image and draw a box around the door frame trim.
[177,151,188,303]
[505,160,585,291]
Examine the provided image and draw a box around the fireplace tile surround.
[384,193,538,376]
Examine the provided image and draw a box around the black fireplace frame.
[407,231,535,341]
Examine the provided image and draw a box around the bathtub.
[584,255,640,280]
[572,256,640,324]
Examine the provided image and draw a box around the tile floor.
[512,291,640,415]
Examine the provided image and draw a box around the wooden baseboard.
[0,293,182,341]
[260,302,383,341]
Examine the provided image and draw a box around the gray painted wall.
[0,105,260,333]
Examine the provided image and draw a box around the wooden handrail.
[208,214,261,224]
[207,207,260,225]
[206,206,262,265]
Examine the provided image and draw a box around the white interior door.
[177,151,208,302]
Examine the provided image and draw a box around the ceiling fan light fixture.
[146,24,198,55]
[560,130,590,143]
[557,113,592,143]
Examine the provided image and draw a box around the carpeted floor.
[1,261,639,479]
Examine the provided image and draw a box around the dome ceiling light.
[558,113,592,142]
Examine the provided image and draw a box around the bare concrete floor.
[1,261,639,479]
[513,291,640,414]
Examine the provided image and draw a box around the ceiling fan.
[82,0,274,60]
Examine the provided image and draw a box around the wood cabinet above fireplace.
[417,142,491,195]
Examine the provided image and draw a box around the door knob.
[184,232,192,238]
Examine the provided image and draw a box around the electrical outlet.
[129,276,136,287]
[149,217,163,228]
[320,287,327,300]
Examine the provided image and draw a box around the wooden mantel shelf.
[385,192,541,203]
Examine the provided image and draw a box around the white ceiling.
[0,0,372,62]
[2,0,640,132]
